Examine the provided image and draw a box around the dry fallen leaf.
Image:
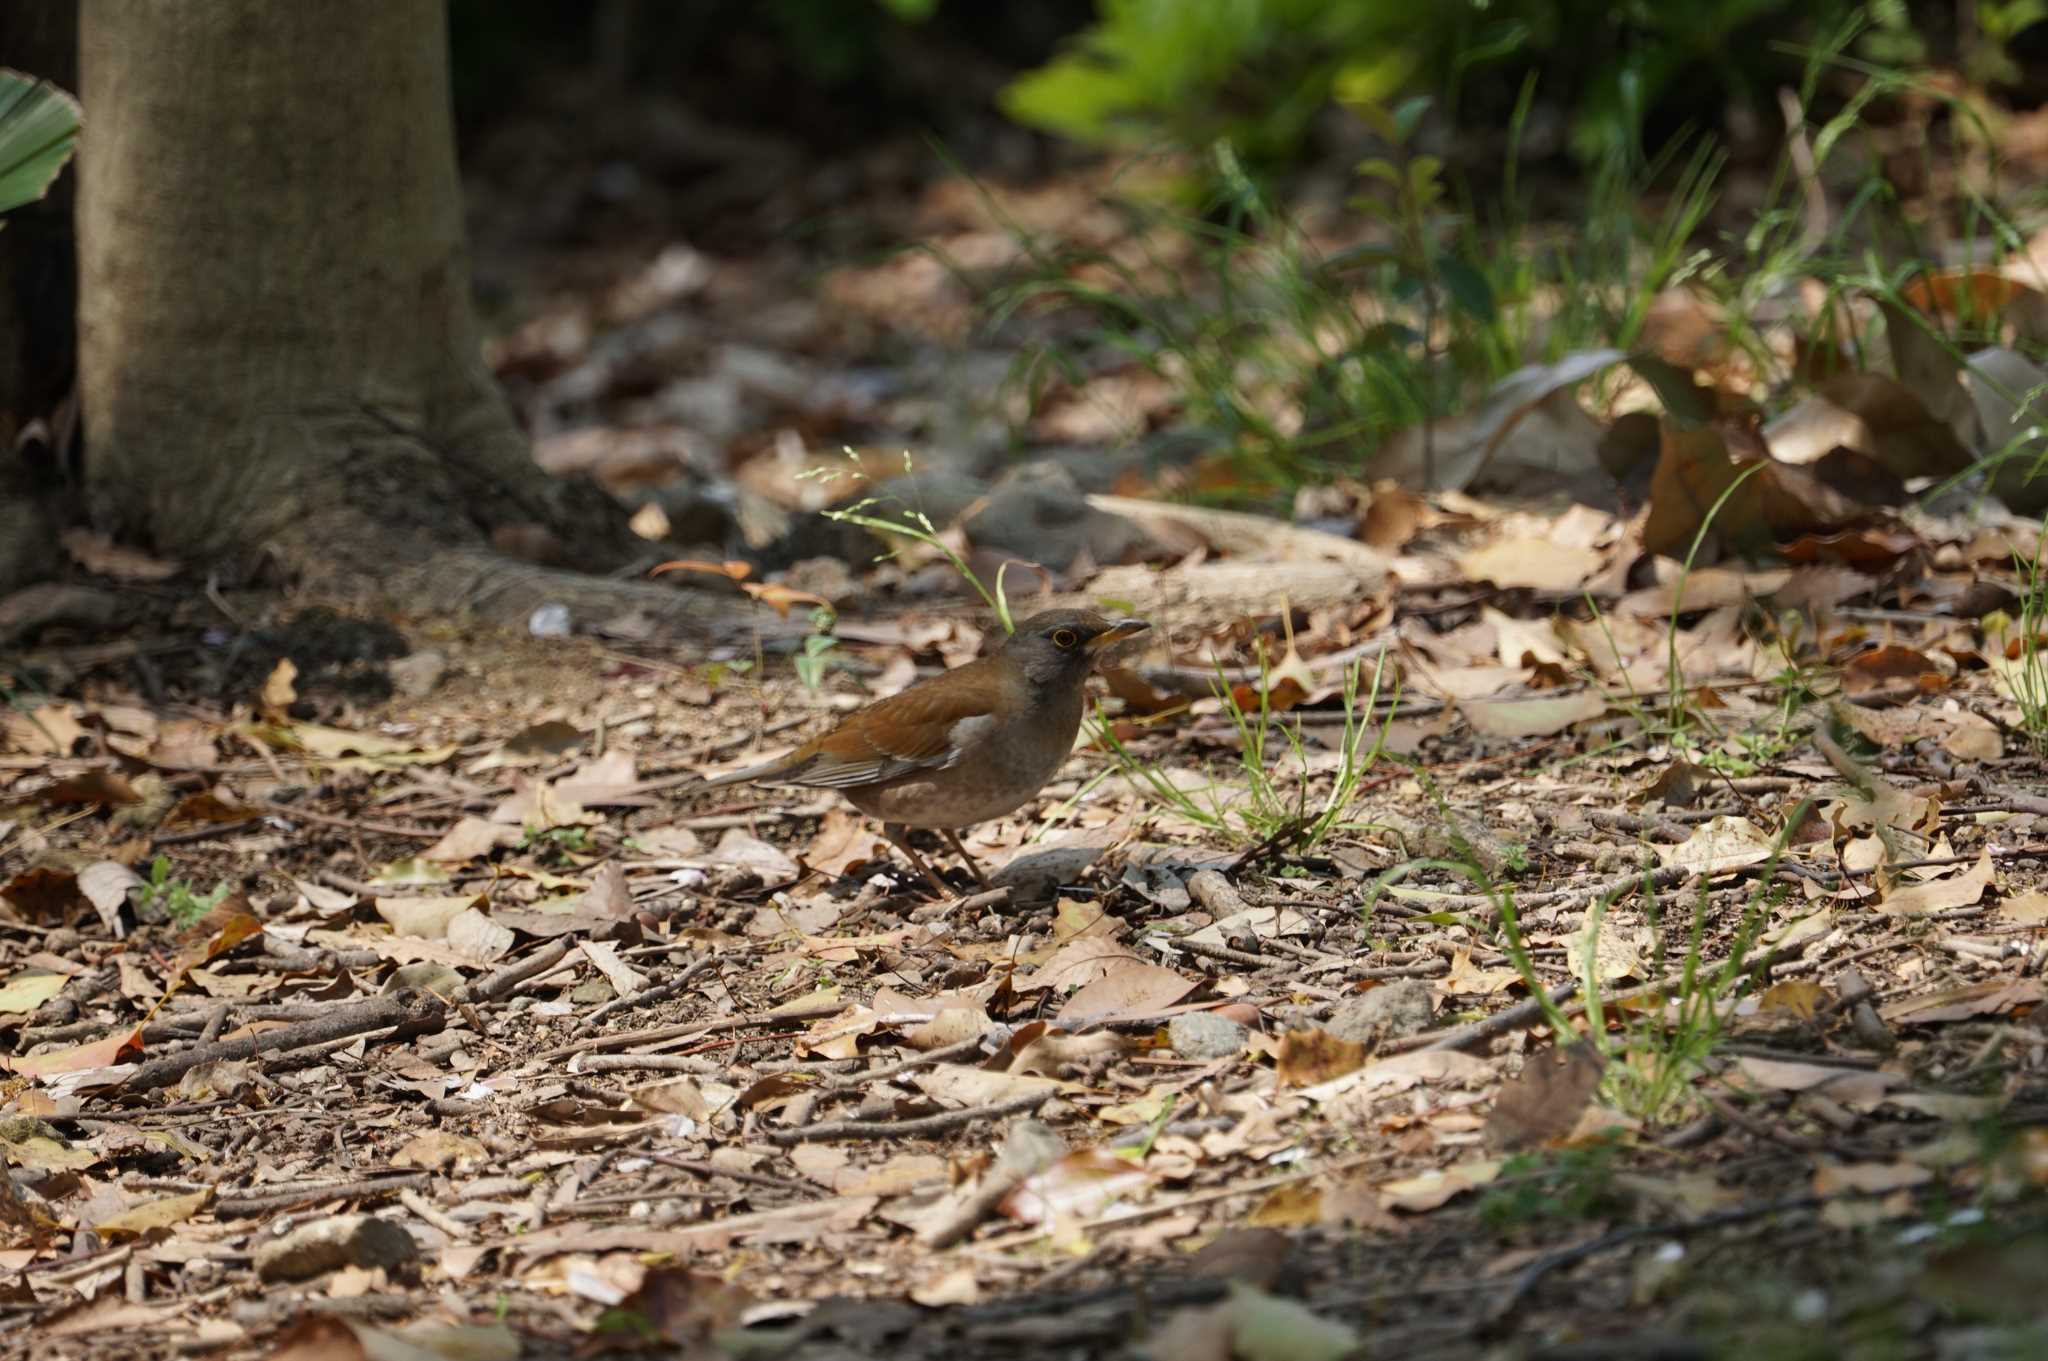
[1875,851,1994,916]
[1484,1042,1606,1153]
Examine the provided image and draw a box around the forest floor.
[7,93,2048,1361]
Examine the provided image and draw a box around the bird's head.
[999,609,1151,688]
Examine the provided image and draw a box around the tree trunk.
[75,0,739,638]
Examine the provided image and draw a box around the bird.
[699,608,1151,894]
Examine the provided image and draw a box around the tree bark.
[74,0,740,638]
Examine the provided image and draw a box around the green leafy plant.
[0,70,80,221]
[1340,94,1497,488]
[1002,0,1880,173]
[1096,647,1393,850]
[794,607,842,693]
[1994,515,2048,746]
[808,448,1017,633]
[134,857,232,929]
[1478,1140,1626,1228]
[1491,813,1794,1123]
[520,825,592,859]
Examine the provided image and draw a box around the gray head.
[998,609,1151,688]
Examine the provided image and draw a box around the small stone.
[388,650,447,699]
[1168,1012,1249,1061]
[253,1214,416,1283]
[1324,978,1434,1046]
[528,603,572,638]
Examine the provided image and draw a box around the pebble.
[388,649,447,698]
[1323,977,1434,1044]
[1168,1011,1249,1061]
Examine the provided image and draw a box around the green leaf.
[1392,93,1434,142]
[1626,353,1717,429]
[875,0,939,19]
[1435,256,1497,322]
[1354,157,1402,186]
[1320,243,1400,273]
[1405,154,1443,202]
[0,70,80,218]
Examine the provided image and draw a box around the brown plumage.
[702,608,1149,893]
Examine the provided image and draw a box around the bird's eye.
[1051,628,1080,648]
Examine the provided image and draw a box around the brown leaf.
[1458,537,1604,592]
[1880,977,2044,1025]
[421,815,523,863]
[804,809,890,877]
[999,1148,1151,1226]
[166,896,264,988]
[1875,851,1994,916]
[0,864,88,925]
[3,1026,144,1078]
[41,768,141,807]
[1053,962,1199,1023]
[1643,420,1868,557]
[1484,1042,1606,1152]
[1757,979,1828,1021]
[1275,1029,1368,1087]
[1842,644,1945,701]
[5,702,85,755]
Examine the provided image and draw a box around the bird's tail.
[696,755,794,790]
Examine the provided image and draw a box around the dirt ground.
[8,83,2048,1361]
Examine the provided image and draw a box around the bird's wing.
[758,667,1002,790]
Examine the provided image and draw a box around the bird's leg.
[938,829,992,888]
[883,822,954,898]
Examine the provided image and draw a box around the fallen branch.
[122,989,446,1092]
[213,1172,433,1218]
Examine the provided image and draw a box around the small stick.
[580,952,719,1033]
[121,990,446,1091]
[454,937,575,1005]
[570,1054,719,1075]
[820,1032,993,1092]
[1405,981,1579,1055]
[531,996,848,1063]
[767,1090,1051,1145]
[213,1172,432,1218]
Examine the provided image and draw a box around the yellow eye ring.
[1052,628,1080,648]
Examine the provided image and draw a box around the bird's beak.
[1086,618,1151,654]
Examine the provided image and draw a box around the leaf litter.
[13,137,2048,1361]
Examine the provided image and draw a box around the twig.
[767,1090,1051,1145]
[820,1033,994,1092]
[580,951,719,1032]
[646,1153,819,1196]
[1405,981,1580,1055]
[569,1053,719,1075]
[213,1172,432,1218]
[1377,865,1692,921]
[453,938,575,1005]
[531,996,848,1063]
[149,818,261,847]
[122,990,446,1091]
[260,799,445,840]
